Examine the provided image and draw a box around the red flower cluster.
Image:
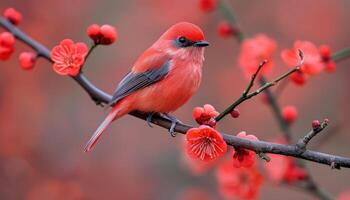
[192,104,219,127]
[87,24,117,45]
[0,32,15,61]
[319,45,336,73]
[232,132,258,168]
[3,8,22,25]
[216,159,263,200]
[264,153,307,183]
[281,41,336,85]
[282,105,298,124]
[51,39,88,76]
[198,0,217,12]
[239,34,277,78]
[186,125,227,161]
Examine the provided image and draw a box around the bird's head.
[154,22,209,61]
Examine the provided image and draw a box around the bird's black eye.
[178,36,187,43]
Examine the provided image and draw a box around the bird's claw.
[146,112,155,128]
[169,121,177,137]
[162,113,180,137]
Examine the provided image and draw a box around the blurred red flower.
[319,45,336,73]
[186,125,227,161]
[319,44,331,61]
[217,21,235,38]
[0,32,15,61]
[281,40,324,76]
[50,39,88,76]
[325,61,336,73]
[264,139,306,183]
[338,191,350,200]
[192,104,219,127]
[238,34,277,78]
[3,8,22,25]
[216,159,263,200]
[282,105,298,124]
[232,132,258,168]
[198,0,217,12]
[289,71,306,85]
[264,153,307,183]
[87,24,117,45]
[19,52,36,70]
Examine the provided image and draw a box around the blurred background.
[0,0,350,199]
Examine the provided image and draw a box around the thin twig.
[243,59,268,96]
[215,50,304,122]
[296,119,329,151]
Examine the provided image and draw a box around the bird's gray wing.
[109,61,170,105]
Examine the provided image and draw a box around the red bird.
[85,22,209,152]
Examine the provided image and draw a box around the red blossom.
[181,149,217,175]
[319,44,331,61]
[289,70,306,85]
[181,138,217,175]
[0,32,15,61]
[50,39,88,76]
[319,45,336,73]
[87,24,117,45]
[3,8,22,25]
[217,21,235,38]
[282,105,298,124]
[186,125,227,161]
[281,40,324,76]
[232,132,258,168]
[325,60,336,73]
[239,34,277,78]
[192,104,219,127]
[198,0,217,12]
[264,153,307,183]
[216,159,263,200]
[19,52,36,70]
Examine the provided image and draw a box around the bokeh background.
[1,0,350,199]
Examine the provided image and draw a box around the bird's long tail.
[84,106,121,152]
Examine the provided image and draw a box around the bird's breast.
[131,59,203,113]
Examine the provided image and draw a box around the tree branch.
[215,50,304,122]
[296,119,329,151]
[1,16,350,169]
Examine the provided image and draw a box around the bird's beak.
[193,40,209,47]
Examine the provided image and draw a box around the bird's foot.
[146,112,156,128]
[162,113,181,137]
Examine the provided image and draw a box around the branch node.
[296,119,329,151]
